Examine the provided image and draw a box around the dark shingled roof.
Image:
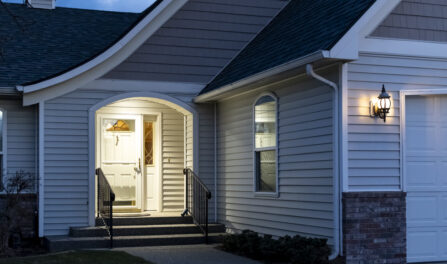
[0,3,141,87]
[201,0,376,95]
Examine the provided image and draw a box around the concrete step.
[46,233,225,252]
[96,216,193,226]
[70,223,226,237]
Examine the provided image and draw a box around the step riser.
[70,225,225,237]
[47,235,223,252]
[96,217,193,226]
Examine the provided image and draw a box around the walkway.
[117,244,261,264]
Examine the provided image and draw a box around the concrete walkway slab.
[116,244,261,264]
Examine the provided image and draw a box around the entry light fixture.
[371,85,391,122]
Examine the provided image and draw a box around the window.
[144,122,154,166]
[254,95,277,194]
[0,109,4,191]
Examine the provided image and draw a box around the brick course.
[343,192,406,264]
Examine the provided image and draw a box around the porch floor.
[113,211,183,218]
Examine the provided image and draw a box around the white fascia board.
[20,0,188,105]
[328,0,400,60]
[360,37,447,59]
[194,50,329,103]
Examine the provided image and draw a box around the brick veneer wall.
[343,192,406,264]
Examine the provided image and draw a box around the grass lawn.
[0,250,154,264]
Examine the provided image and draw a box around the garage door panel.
[407,229,437,259]
[407,161,436,186]
[442,196,447,221]
[407,126,436,151]
[406,96,435,118]
[406,95,447,262]
[407,195,437,224]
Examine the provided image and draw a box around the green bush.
[222,230,331,264]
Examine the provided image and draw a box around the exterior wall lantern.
[370,85,391,122]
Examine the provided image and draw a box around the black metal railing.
[181,168,211,243]
[96,168,115,248]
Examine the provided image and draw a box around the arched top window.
[254,94,278,195]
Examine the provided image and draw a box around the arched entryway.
[88,92,197,226]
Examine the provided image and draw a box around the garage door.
[406,95,447,263]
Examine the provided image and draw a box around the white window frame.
[252,93,279,197]
[0,108,6,191]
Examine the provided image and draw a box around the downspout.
[214,102,218,222]
[306,64,340,260]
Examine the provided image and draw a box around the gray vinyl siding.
[197,103,216,220]
[217,68,337,243]
[345,53,447,190]
[371,0,447,42]
[43,84,215,235]
[105,0,287,84]
[0,99,37,191]
[97,99,185,211]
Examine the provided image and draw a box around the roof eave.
[17,0,187,97]
[194,50,331,103]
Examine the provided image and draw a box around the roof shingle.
[0,3,140,87]
[201,0,376,95]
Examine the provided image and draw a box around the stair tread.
[48,232,225,242]
[75,224,224,230]
[111,217,192,219]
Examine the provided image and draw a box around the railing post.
[96,169,99,218]
[205,192,209,244]
[182,169,189,217]
[110,191,114,248]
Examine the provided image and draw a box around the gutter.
[306,64,340,260]
[194,50,331,103]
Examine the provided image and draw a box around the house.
[2,0,447,262]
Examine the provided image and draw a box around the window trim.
[252,92,279,198]
[0,108,6,191]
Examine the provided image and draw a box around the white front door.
[99,115,142,210]
[406,95,447,263]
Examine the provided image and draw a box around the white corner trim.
[20,0,188,106]
[338,63,348,256]
[340,63,349,192]
[38,102,45,237]
[0,108,7,191]
[360,37,447,59]
[399,91,406,193]
[329,0,400,60]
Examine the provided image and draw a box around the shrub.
[222,230,331,264]
[0,170,36,256]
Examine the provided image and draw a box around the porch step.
[70,223,225,237]
[96,216,193,226]
[46,233,225,252]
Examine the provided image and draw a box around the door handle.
[134,158,142,174]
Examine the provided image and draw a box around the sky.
[3,0,156,12]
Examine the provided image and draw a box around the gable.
[371,0,447,42]
[201,0,376,95]
[104,0,287,84]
